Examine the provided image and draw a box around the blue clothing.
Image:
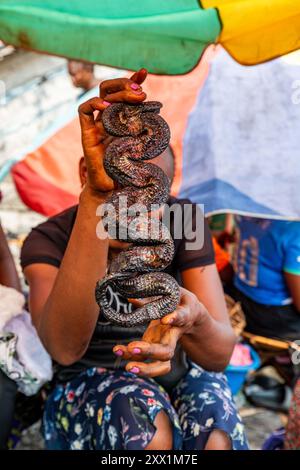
[43,365,248,450]
[234,216,300,306]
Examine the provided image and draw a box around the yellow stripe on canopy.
[201,0,300,65]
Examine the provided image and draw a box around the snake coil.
[95,101,180,327]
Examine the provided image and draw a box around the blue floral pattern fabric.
[43,364,249,450]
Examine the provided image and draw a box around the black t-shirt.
[21,197,215,391]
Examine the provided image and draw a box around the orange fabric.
[24,118,82,196]
[12,160,78,216]
[213,237,230,272]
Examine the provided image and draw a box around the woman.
[21,69,248,450]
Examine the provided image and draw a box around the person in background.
[21,70,248,450]
[0,218,21,449]
[232,215,300,341]
[68,60,98,92]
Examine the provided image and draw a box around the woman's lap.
[43,365,248,450]
[172,365,248,450]
[43,367,181,450]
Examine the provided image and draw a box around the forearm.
[180,308,236,372]
[39,190,109,364]
[0,256,21,291]
[0,225,21,291]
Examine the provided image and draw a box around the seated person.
[68,60,98,92]
[21,70,248,450]
[0,220,21,449]
[232,215,300,340]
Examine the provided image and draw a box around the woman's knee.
[205,429,232,450]
[106,392,173,450]
[145,410,173,450]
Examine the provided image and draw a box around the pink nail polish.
[103,100,111,106]
[130,366,140,374]
[133,348,141,355]
[114,349,123,357]
[130,83,139,90]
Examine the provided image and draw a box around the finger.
[126,360,171,378]
[78,97,110,131]
[127,340,175,362]
[112,345,141,361]
[127,297,156,308]
[100,77,129,98]
[160,290,194,327]
[130,68,148,85]
[103,89,146,104]
[127,298,145,308]
[161,305,199,335]
[113,344,135,361]
[161,306,190,328]
[100,77,145,99]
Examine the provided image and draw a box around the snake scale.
[95,101,180,327]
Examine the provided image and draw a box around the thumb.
[127,298,147,308]
[130,68,148,85]
[128,296,160,308]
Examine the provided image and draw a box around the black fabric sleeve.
[21,227,63,270]
[20,207,77,270]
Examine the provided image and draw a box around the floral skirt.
[43,364,249,450]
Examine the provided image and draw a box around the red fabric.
[12,160,78,217]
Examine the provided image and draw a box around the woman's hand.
[78,69,148,197]
[113,288,206,378]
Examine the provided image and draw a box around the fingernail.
[114,349,123,357]
[130,367,140,374]
[130,83,139,90]
[133,348,141,355]
[133,90,143,95]
[103,100,111,106]
[167,318,174,324]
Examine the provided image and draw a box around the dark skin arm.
[284,272,300,312]
[0,223,21,291]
